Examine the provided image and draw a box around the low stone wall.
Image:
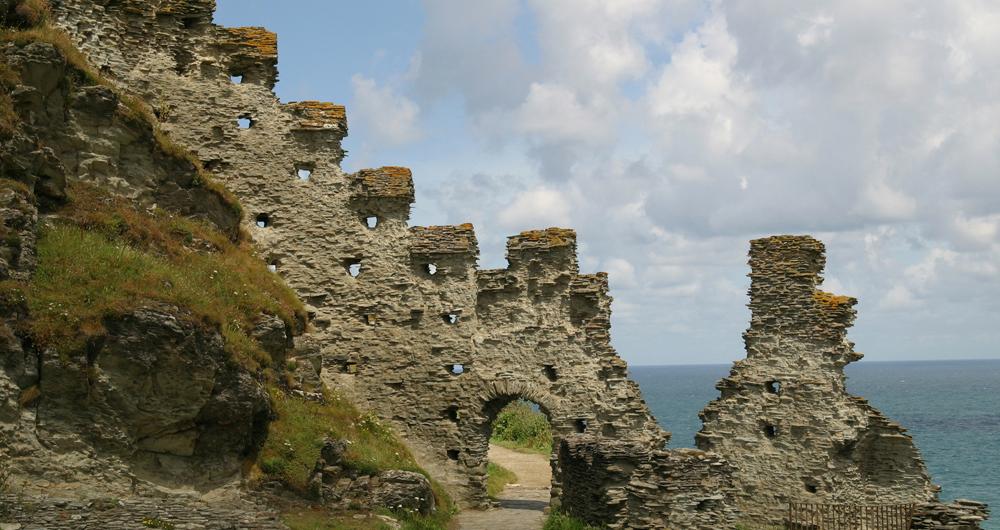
[912,499,990,530]
[0,494,286,529]
[557,435,739,529]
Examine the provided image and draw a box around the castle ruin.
[0,0,986,528]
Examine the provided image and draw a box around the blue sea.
[631,360,1000,529]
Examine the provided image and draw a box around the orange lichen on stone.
[510,227,577,250]
[813,290,855,309]
[353,167,414,200]
[219,27,278,58]
[287,101,347,131]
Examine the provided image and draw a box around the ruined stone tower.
[697,236,937,523]
[47,0,665,506]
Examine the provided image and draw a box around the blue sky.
[215,0,1000,366]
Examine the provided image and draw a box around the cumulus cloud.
[362,0,1000,362]
[350,74,422,145]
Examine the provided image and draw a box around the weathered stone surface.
[558,436,739,529]
[31,304,273,489]
[0,493,287,529]
[1,40,240,237]
[697,236,938,524]
[47,2,666,507]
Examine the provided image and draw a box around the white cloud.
[350,74,422,145]
[497,188,572,232]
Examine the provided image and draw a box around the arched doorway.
[485,399,553,505]
[456,395,556,528]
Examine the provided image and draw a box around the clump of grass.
[257,387,425,491]
[0,62,21,139]
[486,462,517,499]
[543,512,601,530]
[2,0,50,29]
[26,182,304,369]
[491,400,552,455]
[258,387,455,526]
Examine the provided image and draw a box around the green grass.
[260,388,455,528]
[24,182,304,370]
[542,512,600,530]
[491,400,552,455]
[486,462,517,499]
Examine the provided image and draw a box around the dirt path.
[454,444,551,530]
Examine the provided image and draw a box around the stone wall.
[697,236,937,524]
[557,435,738,529]
[0,493,286,529]
[48,0,666,506]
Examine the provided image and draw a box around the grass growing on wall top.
[25,182,304,369]
[491,400,553,455]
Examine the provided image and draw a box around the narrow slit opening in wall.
[365,216,378,229]
[804,482,819,494]
[442,312,459,325]
[447,449,460,461]
[448,363,465,375]
[237,115,254,129]
[575,419,588,433]
[344,258,362,278]
[543,365,558,382]
[296,166,312,180]
[765,380,781,394]
[255,213,270,228]
[445,406,460,422]
[424,263,438,275]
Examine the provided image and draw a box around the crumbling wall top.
[507,228,576,251]
[217,26,278,58]
[156,0,216,18]
[410,224,478,257]
[351,167,415,201]
[287,101,348,132]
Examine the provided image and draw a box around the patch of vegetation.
[486,462,517,499]
[543,512,600,530]
[140,518,176,530]
[25,182,304,369]
[257,388,424,491]
[262,388,455,528]
[491,400,552,455]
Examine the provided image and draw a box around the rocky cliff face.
[0,28,294,501]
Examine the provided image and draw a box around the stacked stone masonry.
[697,236,938,525]
[0,494,286,529]
[27,1,988,527]
[47,0,665,508]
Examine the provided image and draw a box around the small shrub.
[491,400,552,455]
[141,518,175,530]
[2,0,50,29]
[543,512,600,530]
[486,462,517,498]
[17,384,39,407]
